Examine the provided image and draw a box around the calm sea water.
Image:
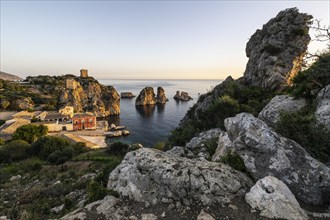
[98,79,222,147]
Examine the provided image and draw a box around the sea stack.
[135,87,157,105]
[156,87,169,104]
[174,91,193,101]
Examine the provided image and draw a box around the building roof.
[44,112,68,120]
[73,113,95,118]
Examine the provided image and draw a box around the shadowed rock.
[243,8,312,90]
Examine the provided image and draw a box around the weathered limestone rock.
[315,84,330,130]
[258,95,306,127]
[156,87,169,104]
[243,8,312,90]
[225,113,330,205]
[185,128,222,160]
[173,91,193,101]
[141,213,158,220]
[165,146,194,159]
[108,148,253,206]
[12,97,34,110]
[61,195,124,220]
[196,209,215,220]
[135,87,156,105]
[59,78,120,117]
[245,176,308,220]
[212,132,232,162]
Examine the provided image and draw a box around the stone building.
[66,79,78,90]
[59,106,74,118]
[80,69,88,78]
[72,113,96,130]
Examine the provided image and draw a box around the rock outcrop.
[243,8,312,90]
[212,132,232,162]
[174,91,192,101]
[225,113,330,205]
[135,87,156,106]
[258,95,306,127]
[120,92,135,98]
[156,87,169,104]
[12,97,34,110]
[59,77,120,117]
[315,84,330,130]
[245,176,308,220]
[185,128,222,160]
[108,148,253,206]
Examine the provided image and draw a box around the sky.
[0,0,329,80]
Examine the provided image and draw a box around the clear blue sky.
[0,0,329,80]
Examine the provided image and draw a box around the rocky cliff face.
[243,8,312,90]
[59,77,120,117]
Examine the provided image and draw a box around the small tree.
[31,136,71,159]
[13,124,48,143]
[2,140,31,162]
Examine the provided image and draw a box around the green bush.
[106,142,129,156]
[291,50,330,100]
[153,141,166,151]
[12,124,48,143]
[31,136,71,160]
[275,110,330,163]
[1,140,31,162]
[86,181,108,203]
[220,151,247,173]
[168,123,198,146]
[204,137,218,157]
[0,137,4,145]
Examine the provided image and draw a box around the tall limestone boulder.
[243,8,312,90]
[224,113,330,205]
[135,87,156,105]
[59,77,120,117]
[156,87,169,104]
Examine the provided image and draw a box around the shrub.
[291,50,330,100]
[12,124,48,143]
[95,157,122,187]
[220,151,247,173]
[204,137,218,157]
[106,142,129,156]
[20,158,43,172]
[31,136,71,160]
[153,141,166,151]
[2,140,31,162]
[275,110,330,163]
[86,181,108,203]
[0,137,4,145]
[168,123,198,146]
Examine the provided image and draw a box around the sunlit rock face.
[135,87,157,106]
[59,78,120,117]
[243,8,312,90]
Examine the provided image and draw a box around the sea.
[98,79,222,147]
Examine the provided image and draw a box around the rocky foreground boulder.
[245,176,308,220]
[108,148,253,206]
[316,84,330,131]
[224,113,330,205]
[243,8,312,90]
[258,95,306,127]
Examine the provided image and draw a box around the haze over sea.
[98,79,222,146]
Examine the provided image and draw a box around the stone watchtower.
[80,69,88,78]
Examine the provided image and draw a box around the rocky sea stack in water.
[243,8,312,90]
[135,86,168,105]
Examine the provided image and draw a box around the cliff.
[135,86,168,105]
[58,77,120,117]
